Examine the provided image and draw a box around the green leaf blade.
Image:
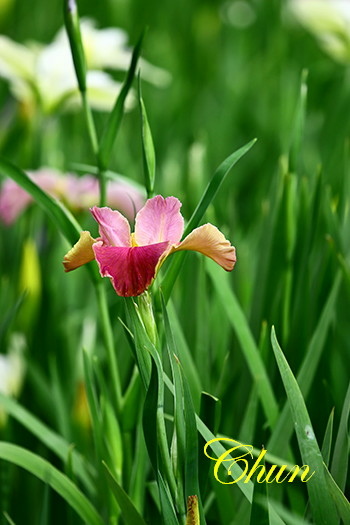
[271,327,338,525]
[0,443,104,525]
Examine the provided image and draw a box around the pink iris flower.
[63,195,236,297]
[0,168,144,224]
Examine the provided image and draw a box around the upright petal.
[63,231,97,271]
[90,206,131,247]
[172,223,236,271]
[134,195,184,245]
[93,241,169,296]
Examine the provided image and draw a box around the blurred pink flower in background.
[0,168,145,224]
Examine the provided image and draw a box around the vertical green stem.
[80,91,120,408]
[95,281,122,413]
[81,91,107,207]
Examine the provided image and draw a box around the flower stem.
[81,91,107,206]
[95,281,122,413]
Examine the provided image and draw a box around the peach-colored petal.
[90,206,131,247]
[63,231,97,272]
[93,241,169,296]
[134,195,184,246]
[171,223,236,271]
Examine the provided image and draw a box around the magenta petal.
[90,206,131,247]
[93,241,170,296]
[134,195,184,245]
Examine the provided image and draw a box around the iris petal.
[171,223,236,271]
[90,206,131,246]
[93,241,170,296]
[63,231,97,271]
[134,195,184,246]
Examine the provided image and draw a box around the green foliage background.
[0,0,349,524]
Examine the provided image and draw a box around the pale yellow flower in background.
[289,0,350,63]
[0,18,170,114]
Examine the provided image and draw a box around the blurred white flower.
[289,0,350,63]
[55,19,172,88]
[0,334,26,426]
[0,19,170,114]
[220,1,256,29]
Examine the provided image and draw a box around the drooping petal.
[171,223,236,271]
[93,241,170,296]
[90,206,131,247]
[134,195,184,246]
[63,231,97,272]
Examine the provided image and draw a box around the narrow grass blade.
[167,300,202,407]
[271,327,338,525]
[198,392,221,496]
[103,462,147,525]
[159,138,256,303]
[289,69,308,174]
[139,78,155,197]
[0,158,80,242]
[63,0,86,93]
[324,464,350,524]
[206,260,279,429]
[265,500,312,525]
[102,397,123,482]
[321,409,334,467]
[142,353,178,518]
[181,369,206,525]
[129,424,148,513]
[239,323,267,443]
[0,443,104,525]
[0,294,25,348]
[124,298,152,389]
[99,32,144,168]
[120,367,142,432]
[268,272,341,455]
[0,393,96,495]
[82,348,107,498]
[164,371,283,524]
[142,357,159,472]
[239,386,258,444]
[250,470,270,525]
[161,293,205,523]
[161,296,186,515]
[158,473,179,525]
[330,381,350,491]
[3,513,16,525]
